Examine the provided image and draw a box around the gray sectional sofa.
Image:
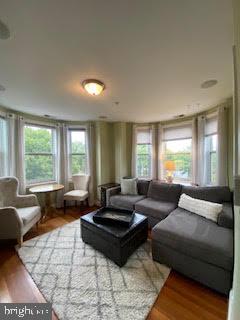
[106,179,234,295]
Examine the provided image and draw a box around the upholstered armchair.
[0,176,41,246]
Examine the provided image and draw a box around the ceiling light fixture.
[0,20,10,40]
[201,79,218,89]
[82,79,105,96]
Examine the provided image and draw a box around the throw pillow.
[121,178,138,195]
[178,193,223,222]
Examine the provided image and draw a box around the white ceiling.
[0,0,233,122]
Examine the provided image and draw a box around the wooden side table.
[29,183,64,221]
[98,183,120,207]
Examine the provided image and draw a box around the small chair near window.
[63,175,90,213]
[0,177,41,247]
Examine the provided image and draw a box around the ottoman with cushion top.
[81,211,148,267]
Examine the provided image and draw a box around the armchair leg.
[17,236,23,247]
[64,200,66,214]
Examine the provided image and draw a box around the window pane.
[24,124,56,184]
[0,118,8,176]
[205,134,218,185]
[164,139,192,181]
[69,130,87,176]
[71,154,87,175]
[136,144,151,178]
[24,125,53,153]
[25,155,55,183]
[71,131,86,153]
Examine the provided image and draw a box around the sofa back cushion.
[147,180,182,203]
[137,179,151,195]
[182,186,232,204]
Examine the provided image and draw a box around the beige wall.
[114,122,132,183]
[95,121,115,198]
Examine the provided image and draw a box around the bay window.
[136,127,152,178]
[68,129,88,176]
[162,124,192,182]
[24,124,57,184]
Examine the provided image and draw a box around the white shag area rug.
[17,219,170,320]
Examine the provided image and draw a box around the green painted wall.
[114,122,132,183]
[95,121,115,199]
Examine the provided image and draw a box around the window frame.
[68,128,88,178]
[135,127,152,179]
[24,123,57,185]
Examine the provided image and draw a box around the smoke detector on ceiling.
[201,79,218,89]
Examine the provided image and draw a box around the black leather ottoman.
[81,211,148,267]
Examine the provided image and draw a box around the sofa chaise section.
[152,185,234,294]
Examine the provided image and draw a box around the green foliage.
[24,126,87,183]
[25,126,52,153]
[71,153,86,175]
[24,126,54,183]
[210,151,217,183]
[136,144,151,177]
[164,152,191,179]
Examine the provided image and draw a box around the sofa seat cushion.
[64,190,88,201]
[152,208,233,271]
[109,194,145,211]
[135,198,177,221]
[17,206,41,225]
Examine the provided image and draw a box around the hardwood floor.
[0,207,228,320]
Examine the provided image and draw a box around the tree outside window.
[205,134,217,185]
[24,125,56,184]
[163,138,192,182]
[136,128,152,178]
[69,130,87,176]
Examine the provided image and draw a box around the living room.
[0,1,240,320]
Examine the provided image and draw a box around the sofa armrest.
[217,202,234,229]
[0,207,23,238]
[13,194,39,208]
[106,186,121,206]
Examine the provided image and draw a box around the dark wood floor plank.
[0,206,228,320]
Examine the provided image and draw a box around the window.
[205,117,218,185]
[0,117,8,176]
[136,127,152,178]
[24,124,57,184]
[162,124,192,182]
[69,129,88,176]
